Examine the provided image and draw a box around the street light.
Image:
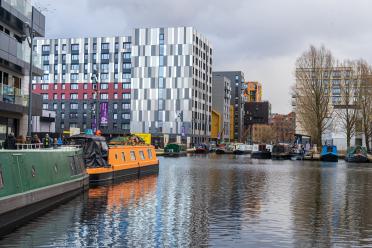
[24,7,35,138]
[91,71,99,132]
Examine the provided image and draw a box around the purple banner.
[100,102,109,126]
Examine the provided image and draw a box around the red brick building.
[270,112,296,144]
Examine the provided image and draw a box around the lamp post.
[26,7,35,138]
[91,72,99,132]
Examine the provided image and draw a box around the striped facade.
[130,27,213,146]
[33,36,132,134]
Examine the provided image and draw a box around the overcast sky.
[34,0,372,113]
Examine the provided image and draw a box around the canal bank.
[1,155,372,247]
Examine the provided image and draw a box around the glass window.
[114,93,118,99]
[122,113,130,119]
[115,42,119,50]
[70,103,79,110]
[84,83,88,89]
[54,84,58,90]
[101,43,109,50]
[113,113,118,120]
[121,152,125,161]
[122,83,130,89]
[122,73,131,79]
[53,93,57,100]
[130,151,136,161]
[42,103,48,109]
[61,103,65,109]
[42,94,48,100]
[114,83,118,89]
[71,74,79,80]
[123,63,131,69]
[137,150,144,160]
[62,44,66,51]
[70,83,79,89]
[83,93,88,99]
[101,53,109,60]
[122,103,130,109]
[84,43,88,50]
[114,73,118,80]
[101,63,109,72]
[122,93,130,99]
[42,45,50,52]
[101,73,109,80]
[71,64,79,70]
[71,44,79,51]
[54,74,58,81]
[100,93,108,100]
[61,123,65,129]
[100,83,108,90]
[70,93,78,99]
[61,93,65,99]
[123,52,131,59]
[147,149,153,159]
[43,74,49,80]
[53,103,58,110]
[0,168,4,189]
[123,42,131,49]
[121,123,130,130]
[113,103,118,109]
[42,55,49,61]
[41,84,49,90]
[71,54,79,61]
[83,103,87,110]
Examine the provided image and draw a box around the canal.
[1,154,372,247]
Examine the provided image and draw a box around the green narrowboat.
[0,147,89,235]
[163,143,187,157]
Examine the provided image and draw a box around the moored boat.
[320,145,338,162]
[345,146,369,163]
[0,146,89,235]
[233,143,252,155]
[251,144,271,159]
[271,144,291,160]
[195,143,210,154]
[163,143,187,157]
[67,135,159,183]
[215,144,226,154]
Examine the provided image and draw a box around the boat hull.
[234,150,250,155]
[251,151,271,159]
[195,149,209,154]
[271,153,291,160]
[215,149,226,154]
[345,155,369,163]
[320,153,338,162]
[163,152,187,157]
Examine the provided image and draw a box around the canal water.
[1,154,372,247]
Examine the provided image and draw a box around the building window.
[83,93,88,99]
[43,74,49,81]
[71,64,79,71]
[101,63,109,73]
[114,93,118,99]
[113,103,118,109]
[53,93,58,100]
[70,103,79,110]
[70,93,78,99]
[84,83,88,89]
[159,33,164,45]
[61,93,65,100]
[42,94,48,100]
[101,73,108,80]
[114,73,118,80]
[123,52,131,59]
[61,123,65,129]
[114,83,118,89]
[84,74,88,80]
[41,84,49,90]
[62,74,66,80]
[42,55,49,62]
[122,123,130,130]
[53,103,58,110]
[123,63,131,69]
[61,103,65,109]
[122,73,131,79]
[122,83,130,89]
[122,113,130,119]
[42,103,48,109]
[43,65,49,72]
[71,54,79,61]
[115,42,119,50]
[122,93,130,99]
[101,53,109,60]
[69,122,77,128]
[32,84,36,90]
[100,83,108,90]
[62,64,66,71]
[122,103,130,109]
[101,43,109,50]
[54,74,58,81]
[70,83,79,89]
[42,45,50,52]
[93,43,97,50]
[71,74,79,80]
[71,44,79,51]
[113,113,118,120]
[62,44,66,51]
[100,93,108,100]
[123,42,131,49]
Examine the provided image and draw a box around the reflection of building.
[271,112,295,143]
[0,0,45,141]
[131,27,213,147]
[212,74,231,141]
[213,71,245,142]
[243,81,262,102]
[34,36,132,135]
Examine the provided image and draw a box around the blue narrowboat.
[320,145,338,162]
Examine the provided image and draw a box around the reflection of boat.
[345,146,369,163]
[67,135,159,183]
[251,144,271,159]
[271,144,291,160]
[195,144,210,154]
[0,147,89,235]
[320,145,338,162]
[233,143,251,155]
[164,143,187,157]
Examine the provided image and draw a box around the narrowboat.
[251,144,271,159]
[320,145,338,162]
[163,143,187,157]
[215,144,227,154]
[271,144,291,160]
[345,146,369,163]
[195,143,210,154]
[0,146,89,235]
[67,135,159,183]
[233,143,252,155]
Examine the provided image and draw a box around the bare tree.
[334,60,360,149]
[293,45,334,149]
[358,60,372,151]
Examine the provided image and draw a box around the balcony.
[0,83,27,106]
[2,0,32,20]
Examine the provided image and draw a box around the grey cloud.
[35,0,372,113]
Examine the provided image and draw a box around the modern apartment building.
[212,71,245,142]
[33,36,132,134]
[243,81,262,102]
[131,27,213,147]
[0,0,44,141]
[212,74,231,142]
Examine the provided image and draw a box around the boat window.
[121,152,126,161]
[147,149,153,159]
[0,168,3,189]
[54,164,58,173]
[139,150,145,160]
[31,166,36,177]
[115,153,118,160]
[130,151,136,161]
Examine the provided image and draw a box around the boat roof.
[68,134,106,142]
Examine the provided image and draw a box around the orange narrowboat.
[67,135,159,183]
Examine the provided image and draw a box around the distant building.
[243,81,262,102]
[243,101,271,142]
[252,124,274,144]
[271,112,295,144]
[34,36,132,135]
[32,110,56,134]
[210,109,220,140]
[213,71,245,142]
[131,27,213,148]
[0,0,45,141]
[212,74,231,142]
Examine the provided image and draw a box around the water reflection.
[2,156,372,247]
